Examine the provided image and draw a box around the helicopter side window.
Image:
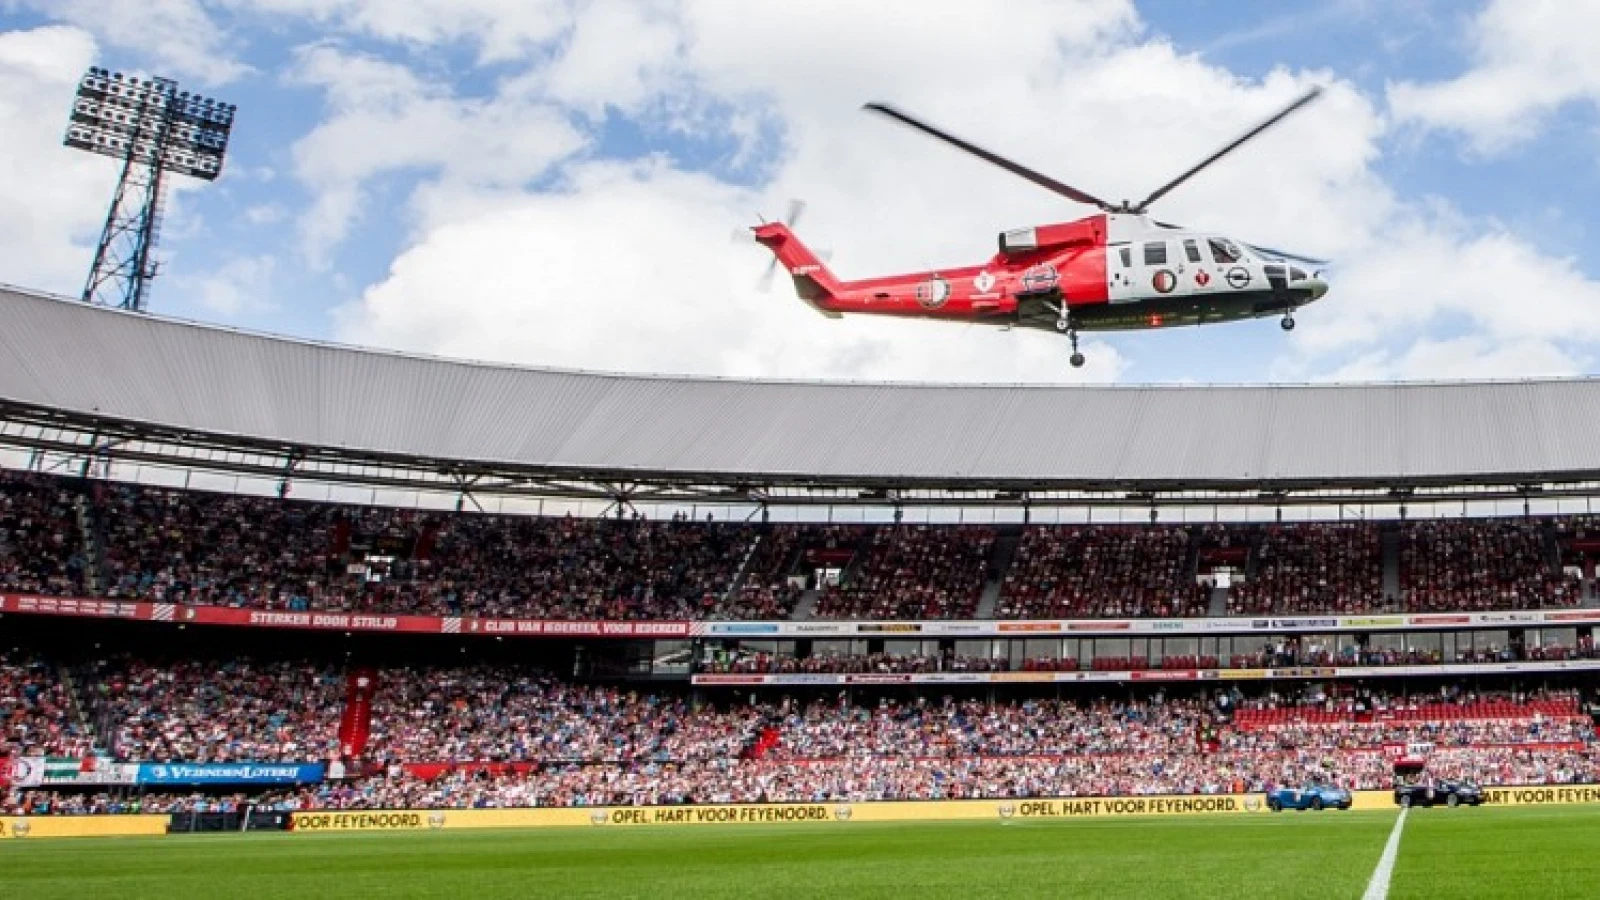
[1208,238,1242,264]
[1143,242,1168,266]
[1183,240,1203,263]
[1119,247,1132,268]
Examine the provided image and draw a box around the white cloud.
[244,203,287,225]
[11,1,1600,386]
[218,0,570,64]
[533,0,686,116]
[3,0,248,85]
[285,44,588,264]
[336,1,1393,382]
[336,159,1128,382]
[1319,337,1585,383]
[169,253,278,316]
[0,26,116,297]
[1291,216,1600,355]
[1388,0,1600,151]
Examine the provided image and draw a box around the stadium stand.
[361,665,756,765]
[1227,523,1385,616]
[0,650,93,759]
[98,483,346,609]
[999,525,1208,619]
[811,525,996,620]
[703,524,807,621]
[0,472,87,595]
[12,473,1600,620]
[1401,519,1579,611]
[7,648,1597,811]
[6,662,1593,810]
[16,278,1600,835]
[84,656,344,763]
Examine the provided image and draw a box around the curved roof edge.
[3,285,1600,492]
[5,281,1593,394]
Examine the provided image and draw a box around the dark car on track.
[1393,780,1485,808]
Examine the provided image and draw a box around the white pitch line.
[1361,807,1409,900]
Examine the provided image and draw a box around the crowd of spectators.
[999,526,1207,619]
[361,666,761,765]
[0,650,93,759]
[98,484,348,608]
[1,789,273,816]
[813,526,995,620]
[711,525,805,620]
[15,742,1600,814]
[353,674,1600,768]
[1401,520,1580,611]
[17,473,1600,620]
[1224,719,1592,752]
[1228,523,1384,616]
[15,647,1600,784]
[82,656,344,763]
[96,483,763,621]
[416,514,755,621]
[0,473,87,595]
[8,659,1600,815]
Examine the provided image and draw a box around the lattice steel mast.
[64,68,237,311]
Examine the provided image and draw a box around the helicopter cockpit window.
[1208,238,1242,264]
[1183,240,1203,263]
[1143,242,1168,266]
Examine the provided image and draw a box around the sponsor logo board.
[139,763,324,785]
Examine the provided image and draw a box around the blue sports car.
[1265,782,1353,811]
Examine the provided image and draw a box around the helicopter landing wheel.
[1070,352,1085,368]
[1067,328,1084,368]
[1280,315,1296,332]
[1055,317,1071,333]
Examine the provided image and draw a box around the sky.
[0,0,1598,385]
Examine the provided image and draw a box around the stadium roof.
[2,285,1600,507]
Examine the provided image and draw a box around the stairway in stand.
[338,667,379,759]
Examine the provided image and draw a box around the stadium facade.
[5,285,1600,830]
[0,285,1598,679]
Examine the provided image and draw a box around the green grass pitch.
[2,806,1597,899]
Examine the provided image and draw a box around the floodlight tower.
[64,67,237,312]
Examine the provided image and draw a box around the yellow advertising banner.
[1480,785,1600,807]
[15,783,1600,839]
[0,814,169,839]
[293,794,1281,833]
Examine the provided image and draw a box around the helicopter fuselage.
[755,212,1328,336]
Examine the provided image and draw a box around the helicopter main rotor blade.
[1131,86,1325,214]
[1244,242,1331,267]
[863,102,1112,210]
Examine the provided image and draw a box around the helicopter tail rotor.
[756,199,807,291]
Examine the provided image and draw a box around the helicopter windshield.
[1208,238,1243,264]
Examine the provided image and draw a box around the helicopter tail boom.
[753,222,844,317]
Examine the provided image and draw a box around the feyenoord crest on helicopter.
[752,88,1330,367]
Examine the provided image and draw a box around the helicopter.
[753,87,1331,367]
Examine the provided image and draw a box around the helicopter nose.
[1285,265,1328,302]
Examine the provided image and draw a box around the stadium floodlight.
[64,67,238,312]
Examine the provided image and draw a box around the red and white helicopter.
[753,88,1330,367]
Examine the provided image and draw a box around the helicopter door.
[1181,239,1218,295]
[1108,243,1139,303]
[1137,239,1192,301]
